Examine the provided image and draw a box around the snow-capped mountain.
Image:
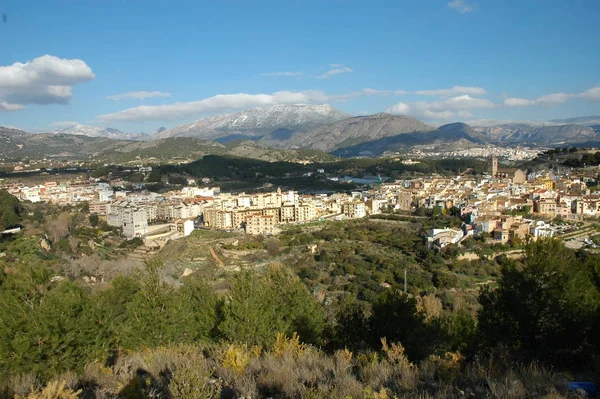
[153,104,351,140]
[52,124,144,140]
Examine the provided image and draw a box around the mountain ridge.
[52,124,146,140]
[4,109,600,162]
[154,104,351,140]
[266,113,436,152]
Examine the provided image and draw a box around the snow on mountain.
[52,125,144,140]
[154,104,351,140]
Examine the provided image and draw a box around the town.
[4,155,600,253]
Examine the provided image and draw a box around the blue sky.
[0,0,599,133]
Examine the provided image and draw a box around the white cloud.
[434,95,495,110]
[51,121,80,127]
[358,88,408,96]
[536,93,572,105]
[262,64,354,79]
[317,67,353,79]
[504,97,536,107]
[447,0,475,13]
[327,88,396,102]
[387,95,495,120]
[457,110,475,118]
[0,101,26,111]
[107,91,172,101]
[579,85,600,102]
[505,92,573,107]
[415,85,486,97]
[362,88,380,96]
[0,54,95,108]
[98,90,333,122]
[387,102,410,114]
[98,88,406,122]
[261,71,304,77]
[504,85,600,107]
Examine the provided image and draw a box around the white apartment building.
[342,202,366,219]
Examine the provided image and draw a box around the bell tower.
[488,156,498,177]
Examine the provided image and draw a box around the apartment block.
[245,214,275,235]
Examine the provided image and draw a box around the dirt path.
[210,246,225,267]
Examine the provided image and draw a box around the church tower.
[488,156,498,177]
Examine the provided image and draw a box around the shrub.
[170,354,220,399]
[20,381,81,399]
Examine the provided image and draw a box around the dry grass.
[7,338,585,399]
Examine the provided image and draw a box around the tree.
[218,267,324,346]
[88,214,99,227]
[326,297,370,351]
[119,259,201,349]
[264,237,280,256]
[217,270,284,346]
[46,212,72,245]
[147,171,162,183]
[478,239,600,363]
[0,262,109,378]
[179,274,218,341]
[90,167,111,178]
[0,190,24,230]
[266,267,324,344]
[369,289,435,361]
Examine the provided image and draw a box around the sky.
[0,0,599,133]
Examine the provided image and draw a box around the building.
[106,200,155,238]
[89,201,109,215]
[342,201,366,219]
[535,199,557,216]
[397,191,413,212]
[203,208,233,229]
[280,204,296,223]
[171,219,194,237]
[296,203,316,222]
[120,206,148,238]
[488,155,498,177]
[488,156,526,184]
[427,227,464,248]
[245,214,275,235]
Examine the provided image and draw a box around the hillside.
[0,127,336,164]
[0,127,129,160]
[52,124,146,140]
[98,138,336,164]
[473,123,599,145]
[154,104,351,140]
[269,113,436,152]
[549,115,600,126]
[435,122,490,143]
[329,121,488,157]
[6,111,600,164]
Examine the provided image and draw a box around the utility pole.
[404,269,407,294]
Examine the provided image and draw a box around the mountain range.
[0,127,336,164]
[4,105,600,161]
[52,125,147,140]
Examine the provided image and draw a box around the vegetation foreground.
[1,191,600,398]
[0,239,599,398]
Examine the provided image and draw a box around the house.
[531,221,554,238]
[427,228,464,248]
[170,219,194,237]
